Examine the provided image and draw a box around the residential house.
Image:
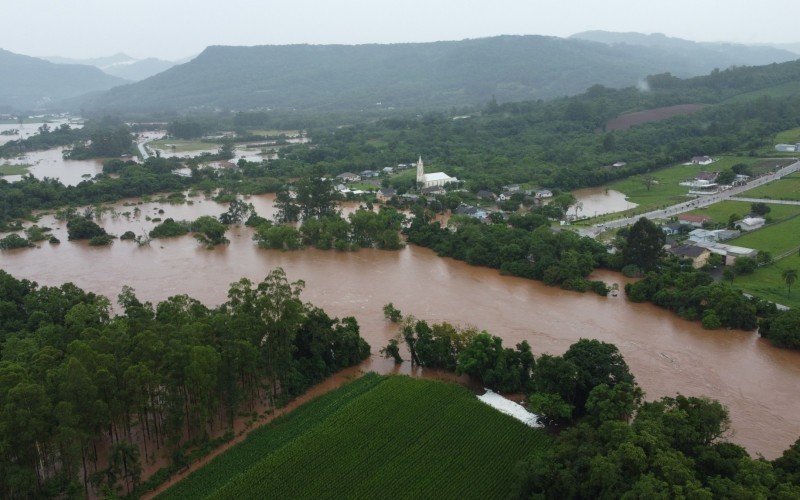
[336,172,361,182]
[476,190,496,200]
[376,188,397,202]
[534,189,553,199]
[661,222,684,235]
[695,241,759,266]
[360,170,379,178]
[688,228,717,244]
[714,229,741,241]
[691,156,714,165]
[612,161,627,167]
[734,217,766,232]
[382,166,395,174]
[667,245,711,269]
[498,191,517,201]
[421,186,445,196]
[502,184,521,193]
[696,171,719,182]
[678,214,711,227]
[733,174,750,185]
[775,144,797,152]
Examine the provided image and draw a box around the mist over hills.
[571,30,799,67]
[0,49,127,110]
[78,34,800,115]
[44,53,181,81]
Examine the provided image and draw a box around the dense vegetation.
[160,374,550,499]
[405,207,612,295]
[0,269,370,497]
[80,35,797,114]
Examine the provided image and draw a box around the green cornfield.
[158,374,550,499]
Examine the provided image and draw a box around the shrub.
[88,234,113,246]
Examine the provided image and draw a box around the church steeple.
[416,156,424,183]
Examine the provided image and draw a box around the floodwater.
[0,118,82,146]
[1,147,104,186]
[572,187,637,217]
[152,143,280,163]
[2,194,800,459]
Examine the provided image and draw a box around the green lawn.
[605,156,757,212]
[158,374,550,500]
[723,81,800,104]
[741,173,800,201]
[0,164,30,176]
[775,127,800,145]
[735,254,800,309]
[729,215,800,255]
[685,201,800,225]
[150,139,219,152]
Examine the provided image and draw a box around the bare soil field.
[606,103,706,131]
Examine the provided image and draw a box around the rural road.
[589,159,800,234]
[137,139,151,160]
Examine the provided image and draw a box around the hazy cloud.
[1,0,798,60]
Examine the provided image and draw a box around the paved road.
[137,139,150,160]
[589,159,800,235]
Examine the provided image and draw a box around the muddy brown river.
[2,193,799,458]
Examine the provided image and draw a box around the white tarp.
[477,390,541,427]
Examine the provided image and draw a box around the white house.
[691,156,714,165]
[416,156,457,189]
[336,172,361,182]
[735,217,766,232]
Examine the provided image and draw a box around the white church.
[416,156,457,189]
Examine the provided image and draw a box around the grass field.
[0,164,29,176]
[736,254,800,309]
[605,156,757,212]
[723,81,800,104]
[741,173,800,201]
[775,127,800,145]
[685,200,800,225]
[158,374,550,500]
[729,215,800,255]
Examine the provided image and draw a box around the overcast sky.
[2,0,799,60]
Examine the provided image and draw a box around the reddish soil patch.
[606,104,706,131]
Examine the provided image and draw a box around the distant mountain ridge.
[570,30,798,67]
[78,34,800,115]
[0,49,127,110]
[44,53,181,81]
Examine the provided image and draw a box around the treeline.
[0,123,85,158]
[65,124,133,160]
[0,157,188,228]
[0,269,370,497]
[626,259,762,330]
[405,208,612,295]
[254,207,405,252]
[270,84,800,192]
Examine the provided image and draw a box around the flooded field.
[2,194,800,458]
[572,187,637,217]
[1,147,104,185]
[0,118,82,145]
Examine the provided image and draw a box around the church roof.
[422,172,453,182]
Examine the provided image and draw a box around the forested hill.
[571,30,798,69]
[78,35,797,114]
[0,49,127,110]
